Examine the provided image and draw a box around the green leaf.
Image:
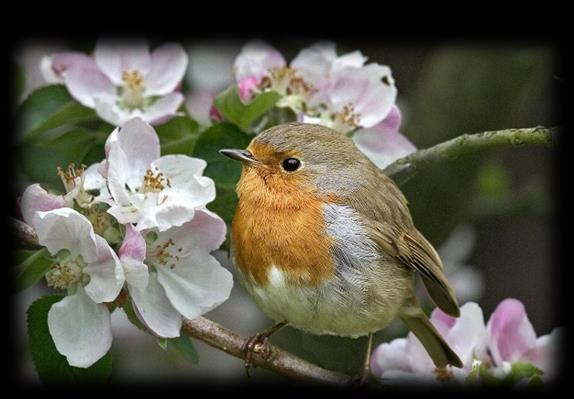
[27,295,112,384]
[214,86,280,132]
[192,123,252,225]
[170,335,200,364]
[18,128,99,187]
[15,248,52,291]
[17,85,97,141]
[155,116,201,155]
[509,362,544,382]
[206,187,239,230]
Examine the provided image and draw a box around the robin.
[220,123,463,383]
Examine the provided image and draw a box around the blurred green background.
[14,38,557,382]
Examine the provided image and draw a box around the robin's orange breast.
[231,165,336,286]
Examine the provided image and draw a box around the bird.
[220,122,463,383]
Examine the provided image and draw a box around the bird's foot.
[242,332,273,377]
[349,369,372,388]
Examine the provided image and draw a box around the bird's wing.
[345,169,460,317]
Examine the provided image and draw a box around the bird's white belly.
[238,264,407,338]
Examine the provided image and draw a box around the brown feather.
[345,167,460,317]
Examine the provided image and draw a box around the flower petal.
[234,41,285,82]
[94,40,151,85]
[93,97,138,126]
[156,252,233,320]
[291,42,337,91]
[522,327,563,378]
[144,43,188,96]
[130,155,215,231]
[119,224,149,290]
[33,208,97,261]
[330,64,396,128]
[151,155,215,205]
[42,52,95,84]
[439,302,488,368]
[84,161,113,205]
[47,285,112,368]
[487,298,538,365]
[122,257,149,291]
[106,117,160,200]
[332,50,368,71]
[130,271,182,338]
[60,60,116,108]
[237,76,260,103]
[41,56,64,84]
[370,338,411,378]
[51,52,97,77]
[142,92,184,125]
[119,224,146,263]
[20,184,65,226]
[157,208,226,255]
[353,106,416,169]
[185,90,215,126]
[83,235,125,303]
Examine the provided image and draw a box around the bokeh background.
[13,38,558,383]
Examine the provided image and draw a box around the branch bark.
[12,126,555,385]
[182,317,352,385]
[383,126,556,185]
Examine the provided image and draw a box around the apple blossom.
[352,105,417,169]
[233,41,397,134]
[32,207,124,367]
[487,298,562,381]
[185,90,221,126]
[371,302,488,385]
[370,299,561,385]
[20,161,119,243]
[42,40,188,126]
[101,117,215,231]
[118,210,233,338]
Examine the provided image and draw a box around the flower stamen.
[151,238,180,269]
[121,69,145,110]
[45,257,84,290]
[142,169,171,193]
[57,163,93,207]
[57,163,86,193]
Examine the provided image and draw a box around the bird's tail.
[399,301,463,368]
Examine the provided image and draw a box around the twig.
[13,217,40,249]
[182,317,352,385]
[383,126,556,185]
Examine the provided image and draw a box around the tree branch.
[182,317,352,385]
[383,126,556,185]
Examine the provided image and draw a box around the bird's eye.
[282,158,301,172]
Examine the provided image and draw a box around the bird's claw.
[348,370,371,388]
[242,332,273,377]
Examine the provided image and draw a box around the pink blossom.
[232,41,397,134]
[371,299,561,384]
[352,105,416,169]
[43,40,188,126]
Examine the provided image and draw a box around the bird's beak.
[219,149,257,164]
